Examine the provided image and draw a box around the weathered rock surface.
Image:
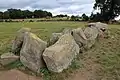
[95,22,108,31]
[12,28,31,55]
[88,22,108,30]
[0,53,19,66]
[72,28,87,48]
[20,32,47,73]
[43,34,79,73]
[48,28,73,46]
[84,27,99,49]
[48,33,62,46]
[62,28,72,34]
[88,22,108,38]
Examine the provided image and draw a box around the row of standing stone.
[0,22,108,73]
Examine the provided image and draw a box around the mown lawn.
[0,22,120,80]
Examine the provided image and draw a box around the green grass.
[96,29,120,80]
[84,28,120,80]
[0,22,119,55]
[0,22,86,55]
[0,22,120,80]
[109,24,120,29]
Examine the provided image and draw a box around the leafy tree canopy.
[94,0,120,21]
[0,8,53,19]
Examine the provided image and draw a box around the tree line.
[0,8,90,22]
[93,0,120,22]
[1,0,120,22]
[0,8,88,21]
[0,9,52,19]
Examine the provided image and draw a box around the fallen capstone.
[88,22,108,38]
[12,28,31,55]
[20,32,47,73]
[72,28,87,48]
[0,52,19,66]
[43,34,79,73]
[84,26,99,49]
[48,33,62,46]
[95,22,108,38]
[91,22,108,31]
[62,28,72,34]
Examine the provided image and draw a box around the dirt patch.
[0,69,42,80]
[67,48,102,80]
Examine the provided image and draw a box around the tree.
[7,9,23,19]
[34,10,52,18]
[23,10,33,18]
[3,11,9,19]
[94,0,120,21]
[47,12,52,17]
[0,12,3,19]
[0,9,53,19]
[34,10,43,18]
[90,12,101,21]
[81,14,89,21]
[70,15,80,21]
[55,14,68,17]
[71,15,76,21]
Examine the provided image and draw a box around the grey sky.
[0,0,95,16]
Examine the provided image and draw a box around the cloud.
[0,0,37,9]
[0,0,95,16]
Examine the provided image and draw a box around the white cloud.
[115,15,120,20]
[0,0,95,16]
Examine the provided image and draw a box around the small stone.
[12,28,31,55]
[0,53,19,66]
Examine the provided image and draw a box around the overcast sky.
[0,0,95,16]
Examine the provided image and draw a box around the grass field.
[0,22,86,55]
[0,22,119,55]
[0,22,120,80]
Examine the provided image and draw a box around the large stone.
[88,22,108,38]
[96,22,108,38]
[43,34,79,73]
[84,27,98,39]
[95,22,108,31]
[62,28,72,34]
[72,28,87,48]
[84,27,99,49]
[48,28,72,46]
[12,28,31,55]
[48,33,62,46]
[0,53,19,66]
[88,22,108,30]
[20,32,47,73]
